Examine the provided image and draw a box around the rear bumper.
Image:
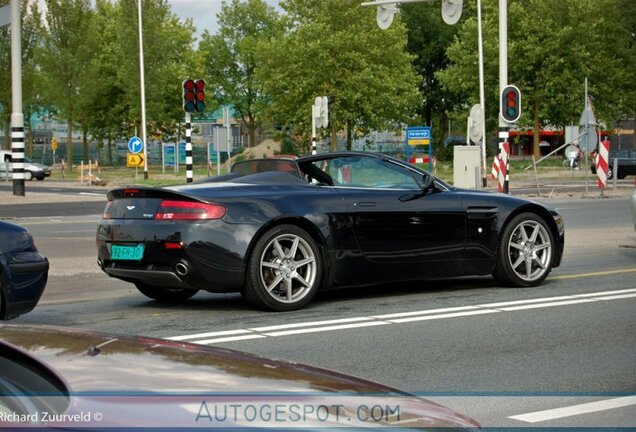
[100,267,198,290]
[96,219,254,292]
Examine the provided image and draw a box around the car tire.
[243,224,322,311]
[24,171,33,181]
[36,175,45,181]
[607,166,613,180]
[493,212,555,287]
[134,282,198,302]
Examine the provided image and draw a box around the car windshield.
[299,155,422,190]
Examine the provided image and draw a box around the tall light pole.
[10,0,25,196]
[476,0,487,186]
[137,0,149,179]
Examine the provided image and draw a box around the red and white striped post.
[491,140,509,193]
[595,139,610,190]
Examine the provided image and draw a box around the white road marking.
[263,320,389,337]
[169,288,636,345]
[481,295,574,308]
[78,192,106,196]
[372,305,479,319]
[509,395,636,423]
[167,329,253,341]
[573,288,636,297]
[499,298,597,311]
[595,293,636,301]
[250,317,373,332]
[194,334,267,344]
[388,309,498,323]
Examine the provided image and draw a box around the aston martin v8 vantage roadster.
[96,152,564,311]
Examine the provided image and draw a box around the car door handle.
[354,202,376,208]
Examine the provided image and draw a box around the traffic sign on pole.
[127,153,144,167]
[0,4,11,28]
[128,136,143,154]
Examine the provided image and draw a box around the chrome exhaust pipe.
[175,262,189,277]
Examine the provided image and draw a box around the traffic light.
[194,79,205,112]
[501,85,521,123]
[183,79,196,113]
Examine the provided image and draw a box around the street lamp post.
[137,0,149,179]
[10,0,25,196]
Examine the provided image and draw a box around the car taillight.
[155,200,226,220]
[102,201,113,220]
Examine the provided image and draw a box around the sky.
[168,0,279,40]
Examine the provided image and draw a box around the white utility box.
[453,145,481,189]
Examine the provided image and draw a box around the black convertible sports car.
[97,151,564,311]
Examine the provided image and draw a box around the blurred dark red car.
[0,324,480,429]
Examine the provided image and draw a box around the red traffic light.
[194,79,205,112]
[183,79,206,113]
[501,85,521,123]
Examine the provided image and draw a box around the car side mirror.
[421,174,433,191]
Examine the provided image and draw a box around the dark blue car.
[0,221,48,319]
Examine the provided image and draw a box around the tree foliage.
[113,0,199,140]
[199,0,280,148]
[0,0,44,151]
[256,0,421,151]
[400,1,461,144]
[437,0,636,155]
[38,0,95,164]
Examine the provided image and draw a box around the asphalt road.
[4,191,636,428]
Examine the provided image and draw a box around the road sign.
[178,142,187,165]
[579,126,598,152]
[51,137,58,151]
[0,4,11,28]
[441,0,463,25]
[127,153,144,167]
[128,136,143,154]
[406,127,431,146]
[469,104,483,143]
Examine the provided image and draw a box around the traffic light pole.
[185,112,193,183]
[311,105,317,155]
[499,0,509,194]
[10,0,25,196]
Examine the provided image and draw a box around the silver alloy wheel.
[506,219,553,282]
[259,233,317,304]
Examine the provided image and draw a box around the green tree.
[0,0,45,152]
[437,0,636,156]
[199,0,281,148]
[400,1,461,144]
[257,0,420,152]
[113,0,200,143]
[38,0,95,166]
[84,0,127,164]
